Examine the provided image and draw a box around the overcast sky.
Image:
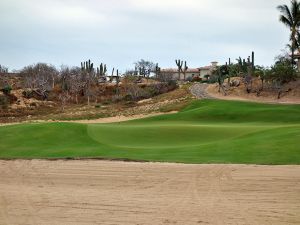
[0,0,290,72]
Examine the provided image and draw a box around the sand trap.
[0,111,177,127]
[68,111,177,124]
[0,160,299,225]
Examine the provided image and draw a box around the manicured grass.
[0,100,299,164]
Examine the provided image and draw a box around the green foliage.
[269,60,297,84]
[277,0,300,66]
[1,85,12,95]
[0,100,299,165]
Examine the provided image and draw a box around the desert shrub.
[22,90,34,98]
[167,80,177,88]
[143,86,158,98]
[0,95,8,109]
[1,85,12,95]
[268,61,297,84]
[192,76,202,82]
[207,74,218,84]
[203,74,210,80]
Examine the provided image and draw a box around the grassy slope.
[0,100,299,164]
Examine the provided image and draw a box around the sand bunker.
[0,160,299,225]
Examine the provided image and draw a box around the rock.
[189,83,214,99]
[230,80,240,87]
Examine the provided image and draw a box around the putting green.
[0,100,299,164]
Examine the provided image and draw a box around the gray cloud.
[0,0,290,72]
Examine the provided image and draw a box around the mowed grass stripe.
[0,99,299,164]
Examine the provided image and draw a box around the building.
[293,52,300,71]
[160,62,218,81]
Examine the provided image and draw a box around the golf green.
[0,100,299,164]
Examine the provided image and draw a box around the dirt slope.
[205,78,300,104]
[0,160,299,225]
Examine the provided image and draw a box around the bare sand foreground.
[0,160,300,225]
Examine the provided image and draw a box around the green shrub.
[1,85,12,95]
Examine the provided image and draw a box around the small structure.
[293,52,300,71]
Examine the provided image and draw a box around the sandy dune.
[0,160,299,225]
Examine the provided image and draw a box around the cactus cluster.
[236,51,255,74]
[81,60,94,73]
[175,60,188,80]
[96,63,107,77]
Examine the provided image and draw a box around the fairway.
[0,100,300,164]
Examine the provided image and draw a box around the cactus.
[81,59,94,73]
[116,69,120,84]
[80,59,94,105]
[134,66,138,76]
[183,61,188,81]
[155,63,161,78]
[96,63,107,83]
[139,66,146,77]
[175,59,183,80]
[236,51,255,93]
[251,51,255,69]
[110,68,115,82]
[96,63,107,77]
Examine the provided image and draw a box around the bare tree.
[20,63,58,100]
[122,75,142,100]
[0,65,9,88]
[58,68,72,111]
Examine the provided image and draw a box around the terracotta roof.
[198,66,212,70]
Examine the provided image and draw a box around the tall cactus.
[96,63,107,83]
[81,59,94,105]
[155,63,161,78]
[96,63,107,77]
[236,51,255,93]
[81,59,94,73]
[183,61,188,81]
[175,59,183,80]
[251,51,255,70]
[110,68,115,82]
